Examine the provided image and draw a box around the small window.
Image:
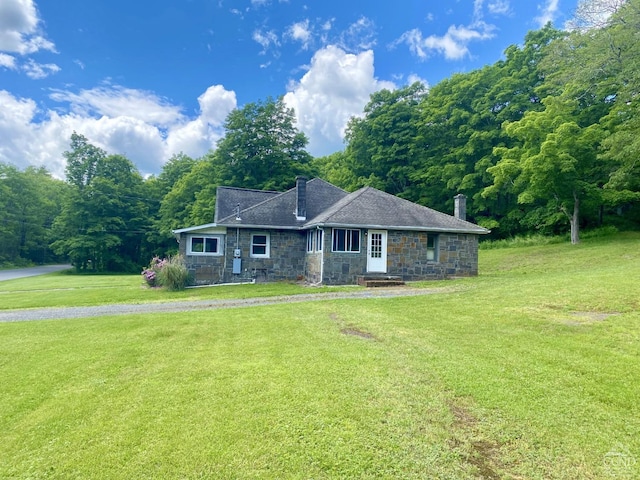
[251,233,270,258]
[332,228,360,252]
[188,235,222,255]
[315,229,324,252]
[427,235,438,261]
[306,231,314,252]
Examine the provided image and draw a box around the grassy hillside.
[1,233,638,479]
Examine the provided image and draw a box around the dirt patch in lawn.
[565,311,619,325]
[330,312,377,340]
[448,401,503,480]
[340,326,376,340]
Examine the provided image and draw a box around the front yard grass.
[0,232,638,478]
[0,274,329,310]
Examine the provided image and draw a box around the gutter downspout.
[318,226,324,284]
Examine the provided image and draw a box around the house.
[172,177,490,285]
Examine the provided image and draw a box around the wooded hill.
[2,0,639,271]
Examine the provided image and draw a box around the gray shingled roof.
[214,180,488,234]
[216,178,349,228]
[215,186,280,222]
[305,186,488,233]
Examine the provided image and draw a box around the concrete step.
[357,275,405,287]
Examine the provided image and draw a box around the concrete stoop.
[357,275,405,287]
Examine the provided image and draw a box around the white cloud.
[535,0,560,27]
[22,59,60,79]
[0,84,237,178]
[286,19,312,50]
[338,16,377,52]
[564,0,622,31]
[284,45,395,157]
[0,52,16,69]
[473,0,485,21]
[252,29,280,53]
[397,23,494,61]
[49,84,185,127]
[395,1,498,61]
[0,0,55,54]
[197,85,237,126]
[165,119,212,160]
[407,74,429,88]
[488,0,511,15]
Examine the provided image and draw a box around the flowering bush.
[141,256,168,287]
[142,255,189,290]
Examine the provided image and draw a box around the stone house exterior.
[173,177,489,285]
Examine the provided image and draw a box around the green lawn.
[0,273,329,309]
[1,233,639,479]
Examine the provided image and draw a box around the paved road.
[0,264,72,282]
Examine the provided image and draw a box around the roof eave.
[304,222,490,234]
[217,222,302,230]
[172,223,218,234]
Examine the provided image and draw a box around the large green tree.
[51,133,150,271]
[214,97,314,191]
[484,97,605,243]
[157,158,216,234]
[343,82,427,195]
[162,97,315,231]
[145,153,200,252]
[0,163,66,266]
[542,0,640,220]
[414,26,564,229]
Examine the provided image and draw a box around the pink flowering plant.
[141,256,168,287]
[142,255,189,290]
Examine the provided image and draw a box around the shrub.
[156,255,190,291]
[141,256,167,287]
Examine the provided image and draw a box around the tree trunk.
[570,193,580,244]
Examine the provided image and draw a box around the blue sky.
[0,0,579,178]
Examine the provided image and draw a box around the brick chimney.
[454,194,466,221]
[296,176,307,220]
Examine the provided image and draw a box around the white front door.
[367,230,387,273]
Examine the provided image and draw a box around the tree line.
[1,0,638,271]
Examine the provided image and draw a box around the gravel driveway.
[0,287,442,323]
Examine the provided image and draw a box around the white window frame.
[187,235,223,256]
[251,233,270,258]
[315,229,324,252]
[331,228,361,253]
[426,234,439,262]
[306,230,314,252]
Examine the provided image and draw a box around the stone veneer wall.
[321,229,479,284]
[178,234,226,285]
[181,228,479,285]
[386,231,478,281]
[305,251,322,284]
[180,228,306,285]
[321,228,367,285]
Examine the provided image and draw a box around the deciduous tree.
[484,97,605,243]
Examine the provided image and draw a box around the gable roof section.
[215,186,280,222]
[216,178,349,228]
[176,179,489,235]
[306,187,489,234]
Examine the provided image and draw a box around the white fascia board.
[172,223,227,234]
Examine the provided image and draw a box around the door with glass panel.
[367,230,387,273]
